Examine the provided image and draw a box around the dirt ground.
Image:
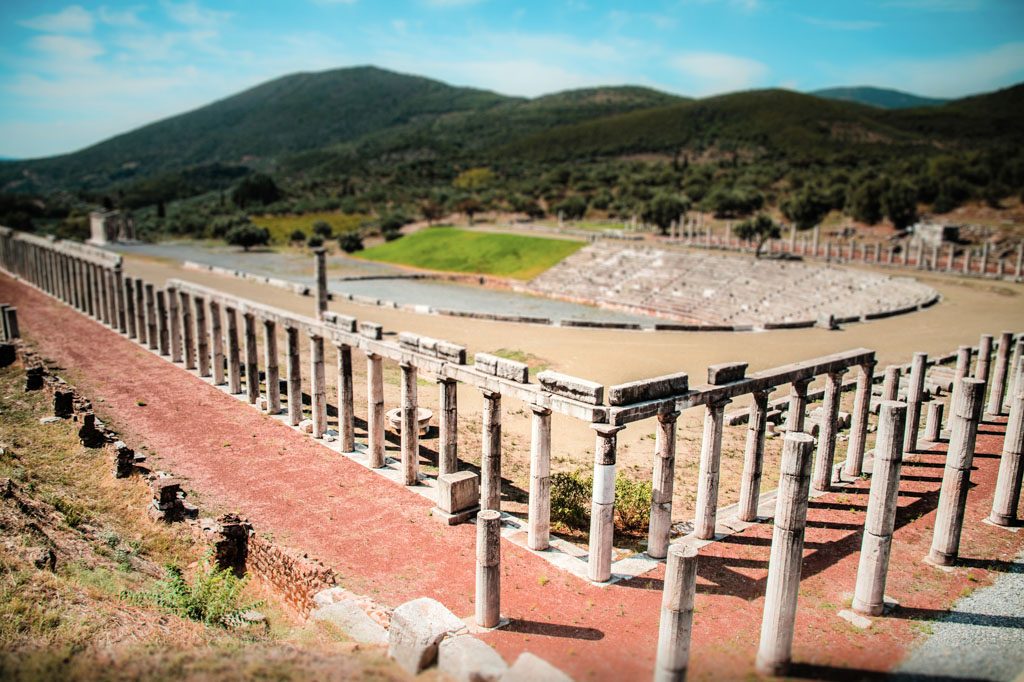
[2,272,1022,681]
[120,252,1024,540]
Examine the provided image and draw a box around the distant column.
[124,278,137,339]
[135,278,147,345]
[786,377,812,433]
[812,370,845,492]
[976,334,993,398]
[180,292,195,369]
[738,392,769,523]
[314,247,328,319]
[400,361,419,485]
[244,313,259,405]
[310,334,327,438]
[904,352,927,453]
[226,307,242,394]
[987,331,1014,416]
[649,409,681,557]
[156,290,169,356]
[528,404,552,552]
[286,326,302,425]
[366,351,385,467]
[481,389,503,511]
[695,397,731,540]
[438,377,459,475]
[194,296,210,376]
[168,286,182,363]
[844,360,875,478]
[144,283,158,351]
[337,344,355,451]
[881,365,901,402]
[210,301,225,384]
[263,319,280,413]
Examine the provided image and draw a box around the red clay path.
[3,272,1022,681]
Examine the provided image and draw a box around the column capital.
[591,423,625,438]
[656,410,681,423]
[826,368,847,381]
[708,396,732,411]
[791,376,813,391]
[436,374,457,385]
[529,403,552,416]
[752,388,771,402]
[481,388,501,400]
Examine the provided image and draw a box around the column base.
[926,549,956,567]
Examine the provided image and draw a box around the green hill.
[811,86,948,109]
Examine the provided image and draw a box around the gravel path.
[897,548,1024,682]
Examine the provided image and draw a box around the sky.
[1,0,1023,160]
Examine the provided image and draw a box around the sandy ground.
[122,252,1024,536]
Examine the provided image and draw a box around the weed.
[550,470,652,535]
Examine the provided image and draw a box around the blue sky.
[1,0,1022,159]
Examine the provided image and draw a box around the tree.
[883,181,918,230]
[307,235,324,248]
[456,197,482,225]
[733,214,781,258]
[420,199,445,225]
[642,193,691,235]
[782,187,830,231]
[312,220,333,238]
[225,224,270,251]
[231,173,281,209]
[845,181,884,225]
[289,229,306,244]
[553,195,588,221]
[453,167,495,192]
[338,232,364,253]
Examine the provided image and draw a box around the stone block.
[359,322,382,340]
[24,366,44,391]
[298,419,314,434]
[438,636,508,682]
[607,371,688,406]
[152,478,182,510]
[536,370,604,405]
[502,653,572,682]
[312,601,388,645]
[475,353,529,383]
[474,352,498,375]
[321,312,356,332]
[398,332,420,351]
[0,344,14,368]
[53,390,74,418]
[707,362,747,385]
[387,597,467,674]
[437,471,479,514]
[437,341,467,364]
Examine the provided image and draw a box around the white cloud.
[883,0,981,11]
[20,5,94,34]
[162,0,231,28]
[841,41,1024,97]
[98,6,146,28]
[29,34,105,63]
[671,52,768,95]
[800,15,881,31]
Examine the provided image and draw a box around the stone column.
[194,296,210,377]
[874,242,881,263]
[114,267,126,333]
[226,307,241,394]
[180,292,195,369]
[904,352,927,453]
[649,410,681,557]
[947,244,955,272]
[366,352,385,467]
[916,240,925,269]
[168,286,182,363]
[134,278,146,344]
[481,389,503,511]
[144,284,158,351]
[852,401,907,616]
[738,392,769,523]
[924,401,944,442]
[928,378,985,566]
[99,267,111,325]
[811,225,819,257]
[337,344,355,451]
[124,278,137,339]
[963,248,971,275]
[262,319,280,412]
[438,378,459,475]
[528,404,552,552]
[987,331,1013,415]
[989,383,1024,526]
[475,509,502,628]
[980,242,989,276]
[310,334,327,438]
[105,268,118,326]
[654,544,699,682]
[786,377,812,433]
[209,301,224,384]
[976,334,993,398]
[286,326,302,425]
[1016,243,1024,279]
[3,307,19,339]
[812,370,845,492]
[244,313,259,405]
[845,361,875,478]
[400,362,419,485]
[755,432,815,677]
[881,365,901,402]
[695,398,730,540]
[156,290,169,356]
[589,423,624,582]
[314,247,328,319]
[930,243,939,271]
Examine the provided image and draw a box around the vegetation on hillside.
[356,227,585,279]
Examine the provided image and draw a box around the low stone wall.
[247,534,336,616]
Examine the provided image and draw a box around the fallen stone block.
[387,597,467,674]
[707,362,747,385]
[312,600,388,645]
[433,471,480,525]
[536,370,604,405]
[607,371,687,406]
[502,652,573,682]
[437,635,508,682]
[298,419,314,434]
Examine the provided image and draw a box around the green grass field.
[251,212,366,244]
[357,227,585,280]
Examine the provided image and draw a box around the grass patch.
[250,212,367,245]
[356,226,585,280]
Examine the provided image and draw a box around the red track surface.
[3,273,1021,681]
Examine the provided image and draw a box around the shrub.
[614,477,652,533]
[312,220,333,238]
[550,470,652,534]
[224,224,269,251]
[289,229,306,243]
[122,556,262,628]
[338,232,364,253]
[307,235,324,248]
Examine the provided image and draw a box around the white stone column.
[755,432,815,677]
[114,266,126,333]
[400,361,419,485]
[194,296,210,376]
[588,423,625,582]
[990,383,1024,526]
[695,398,731,540]
[924,401,944,442]
[180,292,195,369]
[881,365,901,402]
[263,319,280,413]
[987,331,1013,416]
[976,334,993,398]
[654,544,699,682]
[210,301,225,384]
[438,377,458,475]
[366,352,385,467]
[286,326,302,425]
[475,509,502,628]
[528,404,552,551]
[903,352,927,453]
[649,410,681,557]
[852,400,907,616]
[786,378,811,433]
[951,345,972,416]
[226,307,241,394]
[481,389,503,511]
[928,378,985,566]
[168,286,182,363]
[336,344,355,452]
[156,290,169,356]
[310,334,327,438]
[145,283,158,351]
[243,313,259,405]
[314,247,328,319]
[812,370,845,492]
[738,392,769,523]
[124,278,136,338]
[844,361,875,478]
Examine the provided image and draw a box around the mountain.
[811,86,948,109]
